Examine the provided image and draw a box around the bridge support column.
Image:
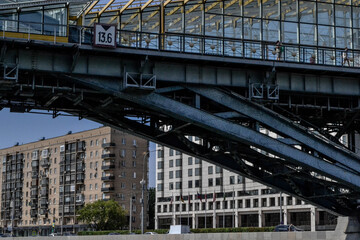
[334,216,360,240]
[310,206,316,231]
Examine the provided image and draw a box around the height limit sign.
[93,24,117,48]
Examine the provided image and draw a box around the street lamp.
[140,152,149,234]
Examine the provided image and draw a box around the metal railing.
[1,18,359,69]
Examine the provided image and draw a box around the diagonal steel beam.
[187,86,360,175]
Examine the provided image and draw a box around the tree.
[147,188,156,229]
[78,200,127,231]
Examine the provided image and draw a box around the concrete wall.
[9,231,340,240]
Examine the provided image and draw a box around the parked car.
[274,224,303,232]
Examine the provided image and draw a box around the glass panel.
[262,20,279,42]
[165,4,182,33]
[263,0,280,20]
[244,0,260,18]
[335,5,351,27]
[300,23,316,46]
[185,3,202,35]
[205,13,223,37]
[318,3,334,26]
[244,18,261,40]
[283,22,298,44]
[19,9,42,34]
[336,27,352,48]
[353,7,360,29]
[282,0,297,21]
[142,8,160,33]
[121,12,140,31]
[318,25,335,47]
[299,1,316,23]
[353,28,360,50]
[44,8,67,36]
[224,16,242,39]
[205,1,222,14]
[0,10,18,32]
[225,0,242,16]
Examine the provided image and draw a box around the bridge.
[1,0,360,232]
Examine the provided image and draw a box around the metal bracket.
[267,84,279,100]
[3,64,18,82]
[249,83,264,99]
[124,72,156,90]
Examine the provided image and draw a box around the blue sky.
[0,108,156,187]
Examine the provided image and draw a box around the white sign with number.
[94,24,116,48]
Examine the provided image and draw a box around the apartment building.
[155,141,337,231]
[0,127,148,236]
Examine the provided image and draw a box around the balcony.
[101,154,115,159]
[101,165,115,170]
[101,176,115,181]
[40,159,49,168]
[102,142,116,148]
[101,187,115,192]
[41,179,49,186]
[31,160,39,168]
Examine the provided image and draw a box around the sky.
[0,108,156,188]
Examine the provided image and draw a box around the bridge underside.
[1,39,360,217]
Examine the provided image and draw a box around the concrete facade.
[0,127,149,236]
[155,142,337,231]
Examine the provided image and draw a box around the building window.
[157,183,163,191]
[245,199,251,208]
[208,178,213,187]
[120,150,126,158]
[253,199,259,208]
[132,161,136,167]
[195,180,201,187]
[215,166,222,173]
[175,170,182,178]
[208,166,213,174]
[121,183,126,189]
[237,175,244,184]
[238,200,243,208]
[122,138,126,145]
[96,139,99,146]
[169,160,173,168]
[175,159,182,167]
[215,177,222,186]
[90,140,93,147]
[89,184,93,190]
[287,197,293,205]
[175,182,182,189]
[132,183,136,189]
[195,158,201,164]
[169,171,173,179]
[102,138,107,144]
[157,149,164,158]
[169,149,174,156]
[132,150,136,158]
[195,168,201,176]
[262,198,267,207]
[133,139,137,146]
[188,157,193,165]
[157,172,164,180]
[270,197,276,206]
[169,183,173,190]
[188,169,193,177]
[175,151,181,155]
[188,180,192,188]
[230,176,235,184]
[157,161,164,169]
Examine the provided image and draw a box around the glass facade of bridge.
[86,0,360,66]
[0,0,359,67]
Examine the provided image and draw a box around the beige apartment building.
[155,140,337,231]
[0,127,148,236]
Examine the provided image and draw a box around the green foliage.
[190,227,275,233]
[78,200,127,231]
[78,227,273,235]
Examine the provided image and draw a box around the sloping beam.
[141,0,154,11]
[84,0,100,15]
[187,86,360,175]
[88,0,116,26]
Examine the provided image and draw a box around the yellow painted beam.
[84,0,99,15]
[120,0,136,14]
[141,0,154,11]
[99,0,116,16]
